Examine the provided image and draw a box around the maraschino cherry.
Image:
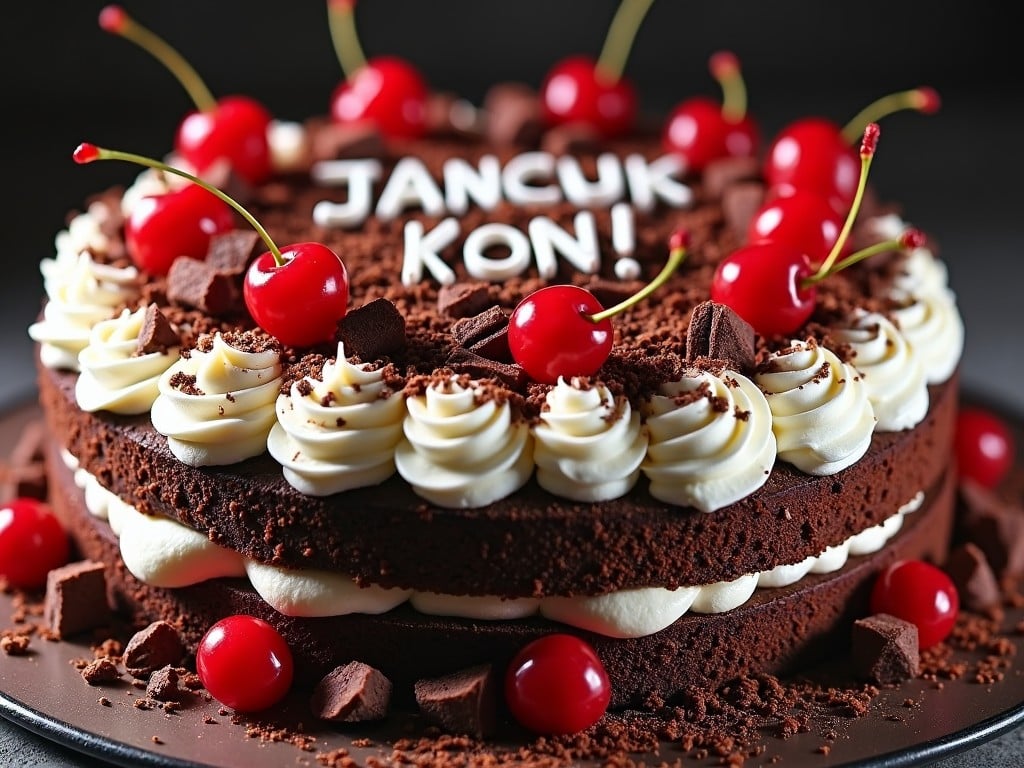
[99,5,273,184]
[327,0,428,139]
[74,143,349,348]
[955,407,1015,488]
[744,189,848,268]
[764,86,940,213]
[0,498,70,589]
[539,0,655,138]
[712,123,925,338]
[505,633,611,735]
[508,230,689,384]
[870,560,959,649]
[196,615,294,712]
[662,51,759,173]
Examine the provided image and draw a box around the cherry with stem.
[509,230,689,384]
[98,5,272,184]
[74,143,349,349]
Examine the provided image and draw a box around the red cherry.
[540,55,637,139]
[125,184,235,275]
[869,560,959,649]
[243,244,350,348]
[504,633,611,735]
[764,117,859,214]
[330,56,428,139]
[745,190,848,267]
[99,6,273,184]
[955,407,1015,488]
[0,498,71,589]
[196,615,294,711]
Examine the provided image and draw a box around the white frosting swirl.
[268,343,405,495]
[532,378,647,502]
[75,305,181,415]
[50,204,115,265]
[890,292,964,385]
[150,333,282,466]
[395,376,534,508]
[830,311,929,431]
[869,213,950,297]
[755,340,876,475]
[245,561,410,618]
[642,370,776,512]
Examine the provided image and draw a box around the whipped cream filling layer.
[65,451,925,639]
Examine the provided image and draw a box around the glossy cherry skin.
[540,55,636,139]
[196,615,294,712]
[330,56,428,140]
[870,560,959,649]
[508,285,613,384]
[662,96,759,173]
[746,190,849,267]
[125,184,235,276]
[504,633,611,735]
[0,498,70,589]
[176,95,273,185]
[710,242,816,338]
[764,117,859,214]
[243,243,350,348]
[955,407,1015,488]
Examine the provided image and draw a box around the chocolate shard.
[958,480,1024,577]
[206,230,260,275]
[0,419,47,502]
[702,156,761,199]
[336,298,406,360]
[310,661,392,723]
[438,281,492,319]
[413,664,498,739]
[851,613,920,685]
[166,257,239,316]
[451,305,511,361]
[685,301,756,373]
[446,348,527,389]
[135,304,182,357]
[44,560,112,639]
[484,82,543,147]
[542,121,600,156]
[312,120,386,161]
[123,620,186,678]
[721,181,766,242]
[946,542,1002,612]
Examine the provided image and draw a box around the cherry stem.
[595,0,655,83]
[808,123,880,281]
[99,5,216,112]
[73,142,285,266]
[805,230,924,284]
[709,51,747,122]
[840,87,941,145]
[327,0,368,79]
[587,230,689,323]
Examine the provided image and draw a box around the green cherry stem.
[327,0,368,78]
[709,51,747,122]
[806,122,879,282]
[595,0,656,83]
[98,5,217,112]
[72,142,286,267]
[840,86,941,145]
[587,230,688,323]
[805,229,926,285]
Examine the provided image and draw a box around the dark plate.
[1,396,1023,768]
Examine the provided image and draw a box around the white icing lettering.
[624,153,691,211]
[443,155,502,215]
[528,213,600,278]
[376,157,446,221]
[402,218,459,287]
[311,159,382,228]
[464,223,533,281]
[556,153,625,208]
[502,152,561,206]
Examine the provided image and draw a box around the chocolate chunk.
[135,304,181,357]
[311,661,392,722]
[445,348,527,389]
[146,665,192,702]
[542,122,600,156]
[312,120,385,161]
[123,620,186,678]
[702,156,761,199]
[427,91,482,138]
[166,257,240,316]
[44,560,112,639]
[721,181,766,242]
[0,419,47,502]
[484,82,543,147]
[958,481,1024,577]
[946,542,1001,612]
[81,657,121,686]
[413,664,498,739]
[336,298,406,360]
[451,305,511,361]
[206,230,260,275]
[851,613,919,684]
[686,301,756,372]
[438,282,492,319]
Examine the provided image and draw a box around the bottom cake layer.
[46,438,957,709]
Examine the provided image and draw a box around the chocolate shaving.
[451,305,511,361]
[946,542,1002,612]
[958,481,1024,577]
[445,348,527,389]
[135,304,181,356]
[413,664,498,739]
[311,661,392,722]
[686,301,756,373]
[851,613,920,684]
[336,298,406,361]
[45,561,111,639]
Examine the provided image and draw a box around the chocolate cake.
[24,4,966,738]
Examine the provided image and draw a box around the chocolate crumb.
[445,348,528,389]
[44,560,111,639]
[311,661,393,723]
[81,657,121,685]
[0,634,30,655]
[852,613,920,684]
[413,664,498,739]
[124,620,186,678]
[146,665,192,702]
